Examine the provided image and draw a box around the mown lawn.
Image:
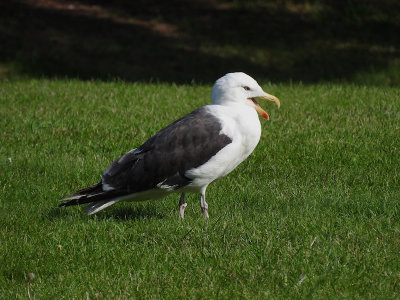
[0,79,399,299]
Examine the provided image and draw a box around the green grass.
[0,79,399,299]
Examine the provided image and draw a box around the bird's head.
[211,72,280,120]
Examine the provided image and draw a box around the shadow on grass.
[98,204,167,221]
[1,0,399,84]
[46,206,86,221]
[47,203,166,221]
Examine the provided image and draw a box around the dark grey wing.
[101,107,232,194]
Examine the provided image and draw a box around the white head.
[211,72,280,119]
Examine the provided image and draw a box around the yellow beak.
[257,92,281,109]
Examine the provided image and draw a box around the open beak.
[249,92,280,120]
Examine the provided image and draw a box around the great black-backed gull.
[59,72,280,218]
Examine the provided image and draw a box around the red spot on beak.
[261,112,269,120]
[249,97,269,120]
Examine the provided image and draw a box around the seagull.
[59,72,280,219]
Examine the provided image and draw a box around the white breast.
[185,104,261,190]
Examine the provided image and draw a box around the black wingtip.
[58,198,82,208]
[58,182,104,208]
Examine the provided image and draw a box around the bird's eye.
[243,86,250,91]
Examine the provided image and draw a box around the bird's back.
[101,107,233,194]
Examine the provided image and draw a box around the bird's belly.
[185,132,259,189]
[184,105,261,190]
